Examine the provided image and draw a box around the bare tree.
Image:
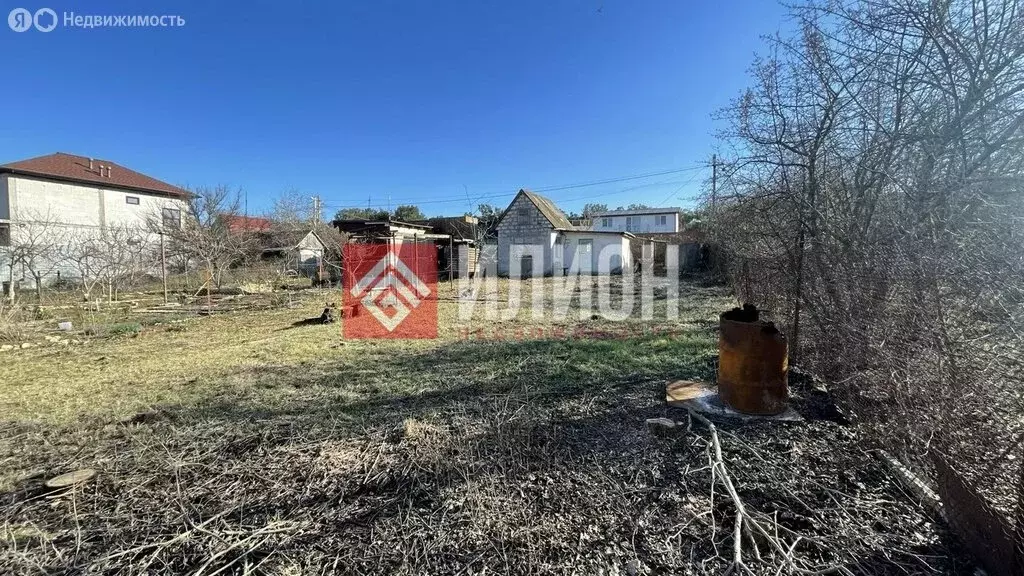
[61,229,108,303]
[267,189,346,285]
[4,209,70,304]
[710,0,1024,514]
[61,224,151,303]
[268,188,317,227]
[150,185,256,302]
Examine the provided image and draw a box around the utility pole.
[311,195,321,227]
[310,195,324,285]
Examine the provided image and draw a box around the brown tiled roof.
[0,152,190,198]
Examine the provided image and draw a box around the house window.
[162,208,181,230]
[601,217,610,228]
[517,206,531,225]
[0,224,9,247]
[126,196,140,205]
[625,216,634,231]
[658,214,667,226]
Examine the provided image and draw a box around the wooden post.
[160,231,168,304]
[204,265,213,310]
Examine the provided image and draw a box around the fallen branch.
[686,409,852,576]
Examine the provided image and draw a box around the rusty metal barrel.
[717,304,789,415]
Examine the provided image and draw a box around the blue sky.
[0,1,790,217]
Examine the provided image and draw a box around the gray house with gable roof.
[495,189,634,277]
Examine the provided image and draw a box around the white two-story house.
[591,207,682,234]
[0,152,191,286]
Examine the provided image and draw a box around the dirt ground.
[0,278,973,574]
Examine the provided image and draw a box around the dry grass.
[0,278,968,574]
[0,278,726,427]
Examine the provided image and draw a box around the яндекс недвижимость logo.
[8,8,56,32]
[8,8,185,32]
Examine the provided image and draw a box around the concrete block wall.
[496,194,556,276]
[0,175,190,285]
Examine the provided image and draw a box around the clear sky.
[0,1,790,217]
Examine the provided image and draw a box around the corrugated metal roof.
[513,189,575,229]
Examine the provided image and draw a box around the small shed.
[261,230,327,278]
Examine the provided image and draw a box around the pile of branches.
[708,0,1024,515]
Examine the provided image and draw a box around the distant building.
[0,152,190,239]
[331,216,480,279]
[258,229,327,279]
[0,152,191,285]
[222,214,273,234]
[591,207,683,234]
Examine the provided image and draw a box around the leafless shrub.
[149,185,259,299]
[61,225,152,303]
[709,0,1024,514]
[265,188,346,284]
[2,209,71,304]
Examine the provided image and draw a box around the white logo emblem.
[8,8,31,31]
[33,8,57,32]
[350,251,431,332]
[8,7,57,32]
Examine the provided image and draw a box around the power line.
[320,164,706,210]
[325,176,700,211]
[530,165,705,194]
[655,169,704,207]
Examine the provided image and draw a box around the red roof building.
[222,214,274,234]
[0,152,190,198]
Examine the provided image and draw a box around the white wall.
[103,187,181,230]
[592,213,679,233]
[1,175,190,284]
[7,175,188,233]
[296,231,325,271]
[561,233,632,274]
[494,229,633,277]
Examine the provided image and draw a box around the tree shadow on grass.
[0,323,968,574]
[166,325,720,432]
